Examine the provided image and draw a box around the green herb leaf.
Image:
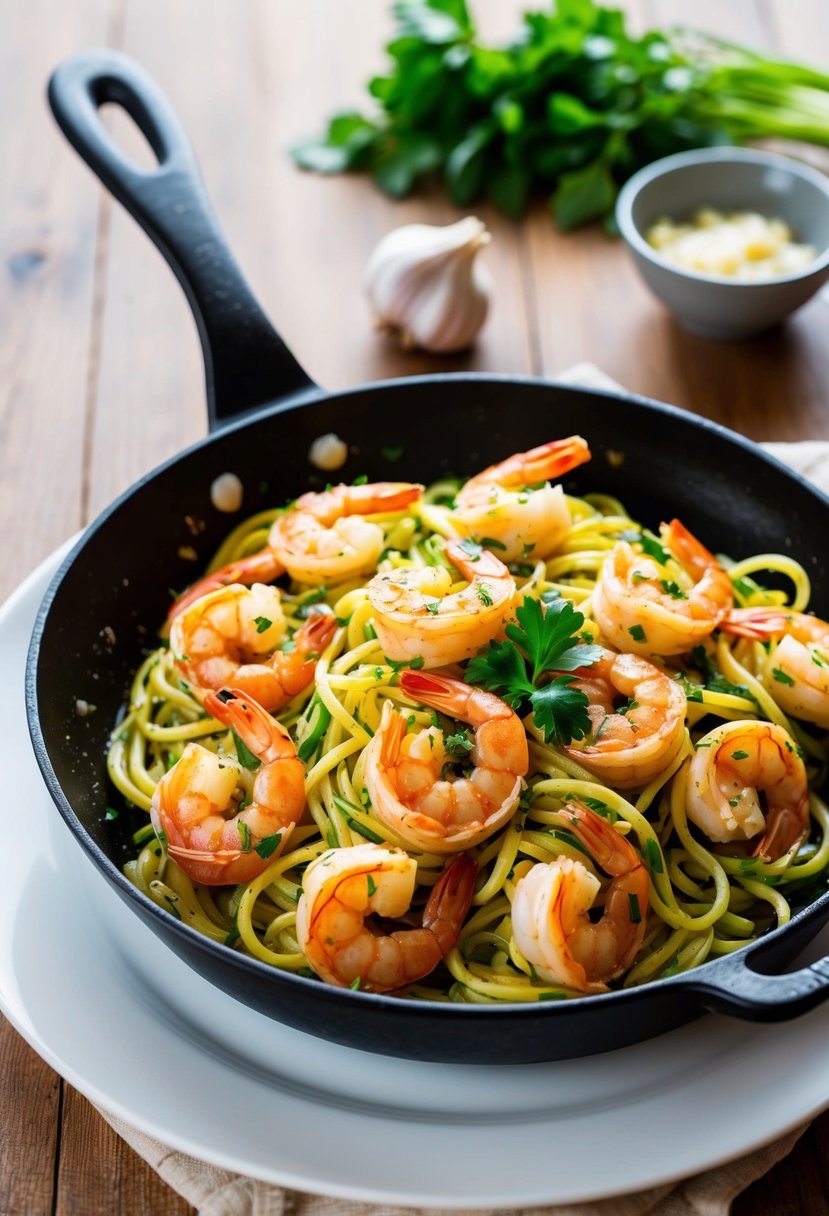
[530,678,592,747]
[772,667,795,686]
[628,624,646,643]
[254,616,273,634]
[232,729,261,771]
[659,579,687,600]
[238,821,252,851]
[255,832,283,859]
[643,838,664,874]
[506,596,602,683]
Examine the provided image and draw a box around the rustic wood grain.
[55,1089,193,1216]
[3,0,829,1212]
[0,1,117,1212]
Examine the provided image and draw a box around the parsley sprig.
[466,596,601,745]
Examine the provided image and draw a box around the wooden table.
[3,0,829,1210]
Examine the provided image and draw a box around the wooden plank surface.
[2,1,829,1211]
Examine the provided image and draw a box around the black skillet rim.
[24,371,829,1022]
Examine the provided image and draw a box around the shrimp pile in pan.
[109,438,829,1001]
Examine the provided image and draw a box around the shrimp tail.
[721,608,791,640]
[752,798,810,861]
[444,539,511,581]
[294,611,338,657]
[663,519,716,579]
[423,854,478,955]
[559,802,632,876]
[204,686,293,763]
[399,668,467,716]
[519,437,591,483]
[345,482,423,513]
[168,550,285,620]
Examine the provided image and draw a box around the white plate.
[5,545,829,1209]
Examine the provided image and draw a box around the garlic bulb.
[364,216,491,353]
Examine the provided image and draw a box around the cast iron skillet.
[27,50,829,1064]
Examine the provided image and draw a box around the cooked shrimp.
[364,670,528,853]
[171,583,336,710]
[268,481,422,584]
[562,648,687,789]
[295,843,477,992]
[452,437,591,562]
[511,803,649,993]
[151,687,305,885]
[722,607,829,728]
[368,539,515,666]
[592,518,733,656]
[168,549,285,621]
[687,720,809,860]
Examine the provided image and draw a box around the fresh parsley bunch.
[292,0,829,229]
[467,594,601,744]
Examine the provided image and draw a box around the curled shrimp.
[452,437,591,562]
[592,518,733,656]
[511,803,649,993]
[687,720,809,860]
[368,539,515,667]
[562,648,687,789]
[151,687,305,885]
[295,843,477,992]
[364,670,528,853]
[168,549,285,621]
[722,607,829,728]
[268,481,422,584]
[170,583,336,710]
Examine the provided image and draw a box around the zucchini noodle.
[109,470,829,1003]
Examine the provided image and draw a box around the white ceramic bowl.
[616,146,829,340]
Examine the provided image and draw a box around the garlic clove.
[364,216,491,353]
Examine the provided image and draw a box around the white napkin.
[92,363,827,1214]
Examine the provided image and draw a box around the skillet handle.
[48,50,316,430]
[679,915,829,1022]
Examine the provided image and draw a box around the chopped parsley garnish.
[628,893,642,924]
[255,831,283,859]
[620,530,670,565]
[104,807,119,821]
[643,838,664,874]
[659,579,687,600]
[476,536,507,551]
[231,728,261,771]
[772,668,795,686]
[352,473,368,485]
[675,672,704,703]
[444,730,474,758]
[477,584,493,607]
[707,675,756,702]
[426,601,441,615]
[254,615,273,634]
[367,874,377,896]
[466,595,601,746]
[731,750,749,761]
[349,977,362,991]
[384,654,425,672]
[237,821,252,851]
[628,624,647,643]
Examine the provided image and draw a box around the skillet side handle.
[48,50,316,430]
[680,943,829,1023]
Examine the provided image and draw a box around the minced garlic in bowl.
[646,208,816,280]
